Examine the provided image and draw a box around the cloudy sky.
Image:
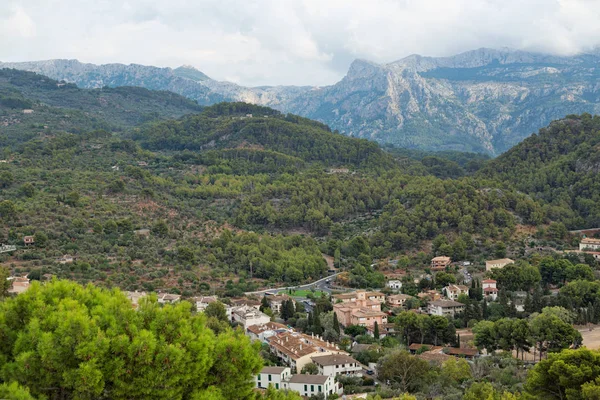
[1,0,600,86]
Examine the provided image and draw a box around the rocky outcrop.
[4,48,600,154]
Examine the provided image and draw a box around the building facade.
[255,366,292,390]
[386,280,403,290]
[580,238,600,251]
[482,279,498,301]
[444,284,469,301]
[431,256,451,271]
[485,258,514,272]
[311,354,362,377]
[428,300,465,316]
[232,306,271,328]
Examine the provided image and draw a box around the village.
[3,236,600,398]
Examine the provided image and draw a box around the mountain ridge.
[4,47,600,154]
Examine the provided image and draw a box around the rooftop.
[268,332,339,359]
[429,300,465,308]
[311,353,358,366]
[388,294,413,300]
[288,375,329,385]
[247,322,288,335]
[445,347,478,357]
[486,258,514,264]
[482,279,497,283]
[260,366,288,374]
[582,238,600,244]
[432,256,451,262]
[446,284,469,292]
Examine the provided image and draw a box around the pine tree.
[286,299,296,318]
[333,312,340,334]
[281,300,290,321]
[260,296,270,312]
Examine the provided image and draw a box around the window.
[258,375,261,380]
[304,385,307,392]
[318,385,322,392]
[311,385,314,392]
[268,375,272,382]
[275,383,279,389]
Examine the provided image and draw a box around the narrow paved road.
[244,272,340,296]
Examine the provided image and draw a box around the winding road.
[244,272,340,296]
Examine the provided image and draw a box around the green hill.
[481,113,600,229]
[0,70,556,296]
[0,68,202,147]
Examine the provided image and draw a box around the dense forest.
[481,113,600,229]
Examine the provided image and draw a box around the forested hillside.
[482,113,600,229]
[0,69,570,296]
[0,68,202,147]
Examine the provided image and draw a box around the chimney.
[300,344,302,350]
[286,336,288,342]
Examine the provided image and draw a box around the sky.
[1,0,600,86]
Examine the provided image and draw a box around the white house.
[232,306,271,329]
[485,258,514,272]
[283,374,342,399]
[194,296,218,312]
[386,280,403,290]
[255,366,292,390]
[158,293,181,304]
[444,284,469,301]
[580,238,600,251]
[246,321,289,342]
[482,279,498,301]
[311,354,362,377]
[427,300,465,316]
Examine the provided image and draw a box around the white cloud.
[0,0,599,85]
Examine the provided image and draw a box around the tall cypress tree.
[373,321,380,340]
[260,296,270,312]
[333,312,340,334]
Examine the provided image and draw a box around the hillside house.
[246,321,289,342]
[58,255,76,264]
[431,256,451,271]
[283,374,341,399]
[125,291,148,307]
[255,366,291,390]
[386,279,403,290]
[417,290,442,302]
[333,291,387,328]
[428,300,465,316]
[485,258,514,272]
[444,284,469,301]
[580,238,600,251]
[366,322,396,338]
[158,293,181,304]
[482,279,498,301]
[232,306,271,328]
[23,236,35,245]
[22,109,34,114]
[8,276,30,294]
[267,294,295,313]
[387,294,413,308]
[311,353,362,377]
[194,296,218,312]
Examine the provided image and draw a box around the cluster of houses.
[246,319,358,398]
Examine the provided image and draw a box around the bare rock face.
[4,47,600,154]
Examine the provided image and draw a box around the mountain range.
[3,48,600,154]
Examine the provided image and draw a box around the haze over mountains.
[4,48,600,154]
